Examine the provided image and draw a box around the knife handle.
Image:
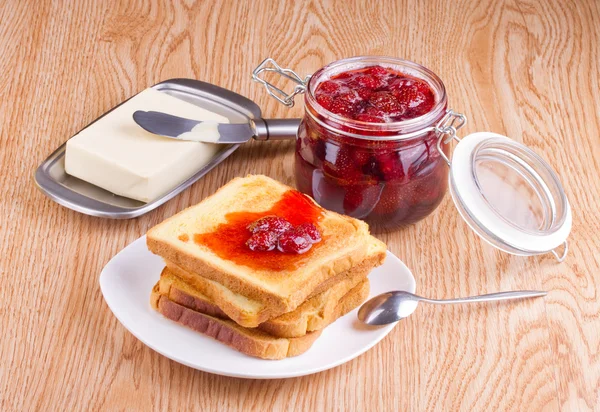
[253,118,301,141]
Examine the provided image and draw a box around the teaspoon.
[358,290,547,325]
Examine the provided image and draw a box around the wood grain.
[1,0,599,410]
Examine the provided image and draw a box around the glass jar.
[294,57,453,230]
[253,57,572,261]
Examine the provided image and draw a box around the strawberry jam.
[246,217,321,254]
[296,57,449,230]
[314,66,435,122]
[193,190,323,271]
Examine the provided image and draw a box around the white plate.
[99,235,416,379]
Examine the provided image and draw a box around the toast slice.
[158,267,371,337]
[163,235,386,327]
[151,287,321,360]
[151,277,370,359]
[147,175,378,319]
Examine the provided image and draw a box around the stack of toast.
[147,175,386,359]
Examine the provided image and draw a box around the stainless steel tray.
[34,79,263,219]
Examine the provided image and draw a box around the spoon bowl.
[357,291,419,325]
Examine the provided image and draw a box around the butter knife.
[133,110,300,144]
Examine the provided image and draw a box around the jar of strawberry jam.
[255,57,460,230]
[253,57,572,261]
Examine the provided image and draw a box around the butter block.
[65,88,229,203]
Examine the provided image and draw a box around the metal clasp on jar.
[252,58,311,107]
[435,110,468,165]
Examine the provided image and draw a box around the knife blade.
[132,110,255,144]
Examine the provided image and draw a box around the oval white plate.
[99,235,416,379]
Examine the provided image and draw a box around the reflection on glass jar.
[294,57,450,231]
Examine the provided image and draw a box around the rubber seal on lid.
[449,132,572,258]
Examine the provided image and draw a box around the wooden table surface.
[2,0,599,410]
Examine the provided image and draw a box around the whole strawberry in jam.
[318,80,342,94]
[314,65,435,122]
[277,227,312,254]
[368,91,404,118]
[247,216,293,235]
[296,223,322,243]
[375,151,405,181]
[246,230,278,252]
[343,183,383,218]
[389,78,435,118]
[323,146,363,183]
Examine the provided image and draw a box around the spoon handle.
[419,290,547,305]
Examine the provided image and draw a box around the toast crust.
[151,277,369,359]
[147,175,376,313]
[151,287,321,360]
[159,267,372,337]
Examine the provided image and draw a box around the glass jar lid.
[448,132,571,261]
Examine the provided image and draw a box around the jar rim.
[305,56,448,140]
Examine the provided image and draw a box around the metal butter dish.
[35,79,272,219]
